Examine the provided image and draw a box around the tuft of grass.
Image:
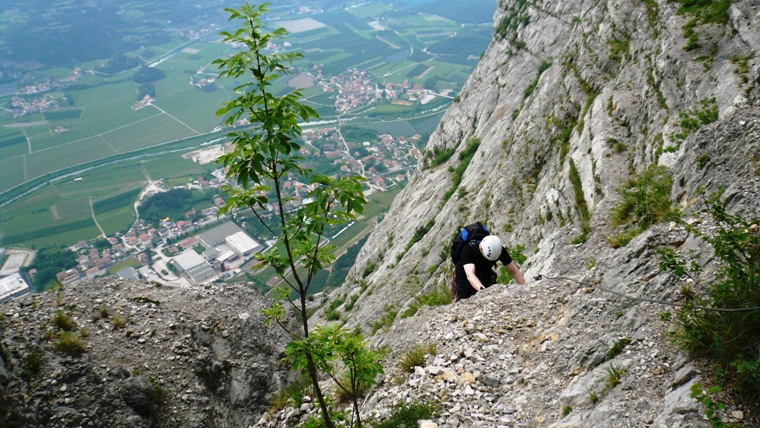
[696,154,711,169]
[398,343,438,373]
[606,337,632,360]
[675,0,732,52]
[568,159,591,243]
[51,310,78,332]
[369,401,441,428]
[730,55,751,83]
[280,375,316,410]
[268,389,292,414]
[23,349,45,377]
[332,371,373,404]
[147,375,167,404]
[399,218,436,260]
[609,37,630,63]
[586,257,596,270]
[607,228,643,248]
[562,405,573,417]
[54,331,86,356]
[400,283,452,319]
[324,297,345,321]
[99,305,110,317]
[523,60,553,99]
[425,146,456,168]
[605,364,627,389]
[370,306,398,334]
[112,314,127,329]
[607,138,627,153]
[441,138,481,204]
[608,166,678,247]
[589,390,599,404]
[667,98,718,152]
[362,263,377,278]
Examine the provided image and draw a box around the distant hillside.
[397,0,497,23]
[0,0,227,67]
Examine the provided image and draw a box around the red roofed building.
[56,269,80,284]
[85,267,105,280]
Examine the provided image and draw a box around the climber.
[453,233,526,301]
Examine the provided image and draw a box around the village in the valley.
[0,121,423,300]
[0,10,447,302]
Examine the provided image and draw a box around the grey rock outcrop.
[296,0,760,426]
[317,0,760,333]
[0,278,297,427]
[120,376,157,416]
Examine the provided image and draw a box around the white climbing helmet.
[479,235,502,261]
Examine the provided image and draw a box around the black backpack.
[450,222,490,263]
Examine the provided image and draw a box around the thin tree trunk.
[306,352,334,428]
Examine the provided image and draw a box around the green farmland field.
[96,207,137,236]
[28,128,104,152]
[57,164,147,200]
[43,109,83,122]
[140,155,207,181]
[24,138,117,180]
[358,120,418,138]
[55,197,91,221]
[103,112,199,152]
[93,187,142,213]
[72,82,159,134]
[106,257,142,275]
[0,0,492,249]
[0,129,27,160]
[347,3,394,19]
[0,157,26,193]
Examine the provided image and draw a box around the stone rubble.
[0,279,297,427]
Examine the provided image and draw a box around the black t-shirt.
[454,241,513,298]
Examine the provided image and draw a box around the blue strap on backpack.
[450,222,490,263]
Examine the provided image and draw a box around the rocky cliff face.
[258,107,759,428]
[297,0,760,426]
[0,279,297,427]
[317,0,760,336]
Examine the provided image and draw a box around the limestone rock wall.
[316,0,760,335]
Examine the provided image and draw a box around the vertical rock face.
[316,0,760,333]
[278,2,760,425]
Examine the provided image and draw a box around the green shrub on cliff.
[659,195,760,401]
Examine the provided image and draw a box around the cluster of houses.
[7,68,87,118]
[302,126,422,187]
[316,68,376,112]
[306,66,441,113]
[192,76,216,89]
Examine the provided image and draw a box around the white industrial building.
[173,249,217,285]
[0,273,31,302]
[225,231,261,257]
